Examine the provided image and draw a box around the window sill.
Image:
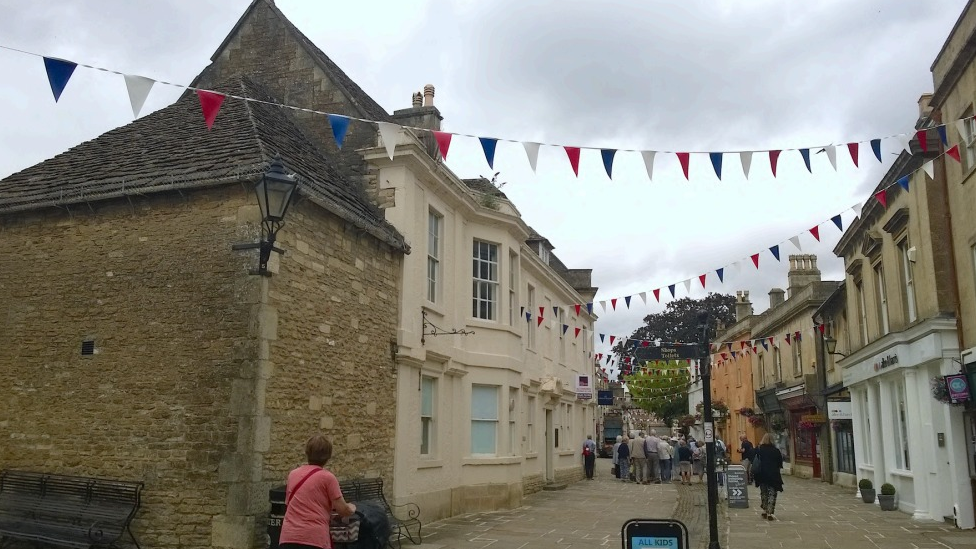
[558,450,577,457]
[462,456,522,466]
[417,459,443,469]
[890,468,913,479]
[525,452,539,459]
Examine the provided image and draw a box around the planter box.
[860,489,876,504]
[878,494,896,511]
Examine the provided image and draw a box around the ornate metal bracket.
[421,310,474,345]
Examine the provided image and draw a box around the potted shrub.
[878,483,897,511]
[858,479,876,503]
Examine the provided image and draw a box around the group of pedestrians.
[596,431,718,485]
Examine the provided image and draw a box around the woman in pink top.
[280,434,357,549]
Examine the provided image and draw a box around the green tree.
[625,361,691,427]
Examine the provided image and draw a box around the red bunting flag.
[611,298,617,310]
[574,304,581,316]
[741,341,748,350]
[677,152,690,179]
[539,306,545,318]
[196,90,226,130]
[750,253,760,269]
[947,144,962,163]
[564,146,581,176]
[610,336,616,345]
[916,129,928,152]
[432,131,452,160]
[575,327,581,338]
[699,274,707,288]
[537,316,544,326]
[785,333,791,345]
[810,226,820,241]
[875,189,888,209]
[653,289,661,302]
[641,341,650,347]
[847,142,859,167]
[818,324,826,334]
[769,150,781,177]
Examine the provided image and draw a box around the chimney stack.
[918,93,933,118]
[392,85,443,160]
[411,92,422,108]
[423,84,435,107]
[735,291,753,322]
[787,254,821,297]
[769,288,786,309]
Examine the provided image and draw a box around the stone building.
[0,75,407,549]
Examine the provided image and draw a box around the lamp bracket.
[421,310,474,345]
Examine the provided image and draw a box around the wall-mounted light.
[824,336,848,358]
[232,156,298,276]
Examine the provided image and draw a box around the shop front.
[826,394,857,486]
[757,386,791,474]
[778,383,821,479]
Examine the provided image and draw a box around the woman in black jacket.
[753,433,784,520]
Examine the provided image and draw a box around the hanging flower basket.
[747,415,765,427]
[738,407,755,417]
[696,399,730,417]
[677,414,698,428]
[931,375,966,406]
[798,420,819,431]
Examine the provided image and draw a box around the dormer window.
[537,243,550,265]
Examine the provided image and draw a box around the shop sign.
[597,390,614,406]
[800,413,827,423]
[945,374,971,404]
[827,401,852,420]
[873,354,899,372]
[576,374,593,400]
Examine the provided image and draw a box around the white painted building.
[364,95,599,522]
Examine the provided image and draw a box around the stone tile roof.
[0,77,407,251]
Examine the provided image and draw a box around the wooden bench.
[338,478,421,548]
[0,470,143,549]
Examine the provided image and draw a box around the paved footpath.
[726,476,976,549]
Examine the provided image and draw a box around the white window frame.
[875,263,890,335]
[527,395,536,453]
[427,211,442,304]
[471,385,499,455]
[895,381,911,470]
[964,112,976,169]
[856,280,868,345]
[527,285,537,350]
[508,252,518,326]
[860,390,872,465]
[899,238,917,323]
[420,376,436,456]
[558,308,566,363]
[509,388,519,455]
[774,347,783,381]
[792,338,802,376]
[472,240,499,321]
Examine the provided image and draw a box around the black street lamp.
[824,336,848,358]
[697,310,721,549]
[232,156,298,276]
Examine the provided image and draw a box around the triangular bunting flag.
[677,152,690,180]
[709,152,723,179]
[610,336,616,345]
[875,189,888,209]
[523,142,541,172]
[327,114,351,149]
[641,151,657,180]
[575,304,581,316]
[852,201,864,217]
[653,289,661,302]
[916,129,928,152]
[938,125,948,145]
[624,296,632,309]
[810,226,820,241]
[683,279,692,294]
[751,253,760,268]
[897,176,910,192]
[818,324,826,335]
[870,138,882,162]
[526,312,531,322]
[699,274,707,288]
[897,134,912,153]
[562,324,569,335]
[947,144,962,163]
[785,333,791,345]
[795,331,802,342]
[553,306,559,316]
[600,334,606,343]
[716,267,724,283]
[769,150,781,177]
[575,327,581,338]
[761,340,768,351]
[769,245,780,261]
[432,131,452,160]
[479,137,498,168]
[831,214,843,231]
[825,145,837,170]
[800,148,811,172]
[789,235,802,251]
[601,149,616,179]
[587,303,594,314]
[611,298,617,310]
[600,301,607,313]
[377,122,401,160]
[537,315,544,327]
[43,57,77,102]
[668,284,676,298]
[539,306,545,319]
[123,74,154,118]
[847,142,859,167]
[196,90,225,130]
[639,292,647,305]
[564,146,581,176]
[923,160,935,180]
[740,151,753,179]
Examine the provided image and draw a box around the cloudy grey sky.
[0,0,967,375]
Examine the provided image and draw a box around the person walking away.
[280,434,357,549]
[657,436,673,484]
[692,441,705,483]
[612,435,623,478]
[630,431,647,484]
[582,435,597,480]
[644,430,662,484]
[617,435,631,482]
[676,440,693,485]
[738,434,755,482]
[754,433,784,520]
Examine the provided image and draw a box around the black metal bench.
[338,478,421,548]
[0,470,143,549]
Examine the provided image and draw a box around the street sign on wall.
[634,344,700,361]
[725,465,749,508]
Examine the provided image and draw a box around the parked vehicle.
[599,414,624,457]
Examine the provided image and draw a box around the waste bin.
[268,485,287,549]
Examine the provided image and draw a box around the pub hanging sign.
[945,374,972,404]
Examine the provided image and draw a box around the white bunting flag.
[377,122,401,160]
[957,119,968,143]
[825,145,837,171]
[600,300,607,313]
[740,151,752,179]
[923,159,935,179]
[731,261,741,274]
[852,201,864,218]
[123,74,154,118]
[897,134,912,153]
[683,279,691,295]
[789,235,802,251]
[641,151,657,180]
[523,142,541,173]
[639,292,647,305]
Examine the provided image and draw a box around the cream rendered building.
[364,102,599,522]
